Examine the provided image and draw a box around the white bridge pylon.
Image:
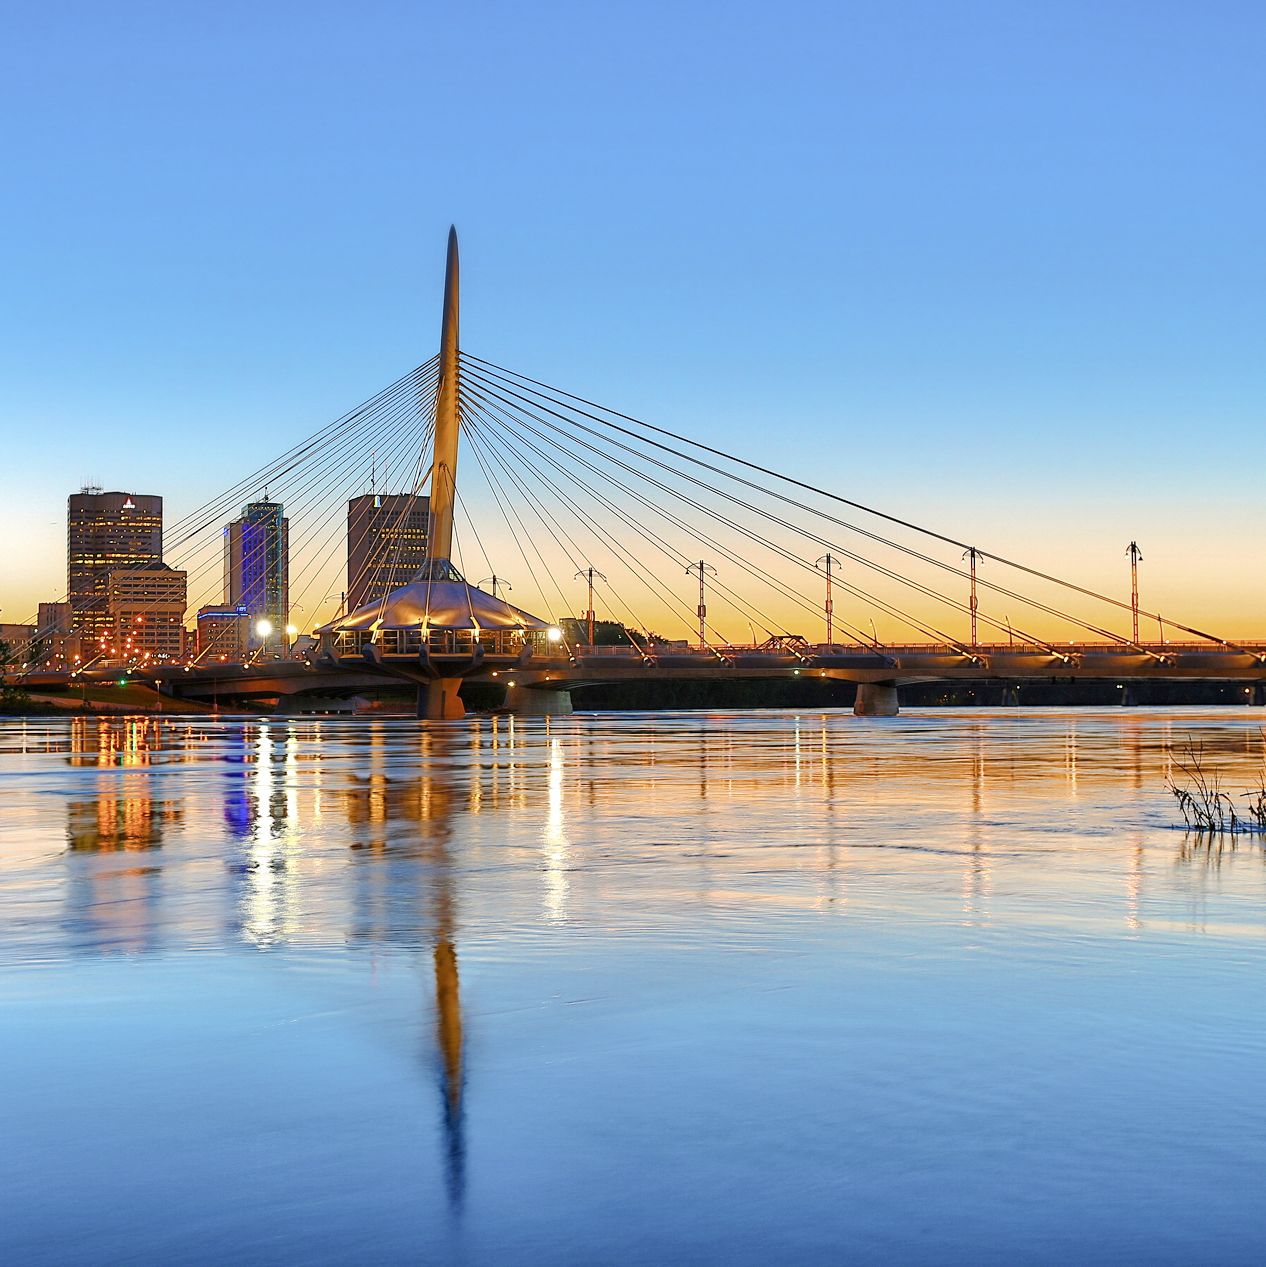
[316,227,559,720]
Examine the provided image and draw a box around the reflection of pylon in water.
[434,937,465,1210]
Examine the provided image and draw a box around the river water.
[2,709,1265,1264]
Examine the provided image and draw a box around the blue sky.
[2,1,1263,633]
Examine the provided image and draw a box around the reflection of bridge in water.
[44,713,1266,1208]
[14,229,1266,717]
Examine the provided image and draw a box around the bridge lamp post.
[253,618,274,664]
[479,575,511,601]
[574,567,607,646]
[963,547,981,649]
[687,561,717,646]
[815,554,841,647]
[1126,542,1143,644]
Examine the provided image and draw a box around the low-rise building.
[196,605,250,662]
[0,623,36,666]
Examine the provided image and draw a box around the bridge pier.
[854,683,899,717]
[503,684,573,716]
[419,678,465,721]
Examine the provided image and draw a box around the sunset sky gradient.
[1,2,1262,638]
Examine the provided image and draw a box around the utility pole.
[479,575,511,601]
[1126,542,1143,644]
[963,547,980,648]
[815,554,841,647]
[687,560,717,645]
[573,567,607,645]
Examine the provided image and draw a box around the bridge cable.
[462,363,1100,657]
[463,372,990,654]
[461,400,714,649]
[462,388,878,649]
[463,354,1248,656]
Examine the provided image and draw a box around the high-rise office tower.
[224,499,288,653]
[67,489,163,650]
[346,493,430,612]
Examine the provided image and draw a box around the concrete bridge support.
[503,684,573,716]
[419,678,465,720]
[854,683,899,717]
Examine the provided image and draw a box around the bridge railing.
[571,640,1266,660]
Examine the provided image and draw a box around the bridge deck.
[10,638,1266,705]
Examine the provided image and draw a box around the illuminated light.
[547,627,563,643]
[285,625,298,637]
[255,619,274,638]
[508,680,516,687]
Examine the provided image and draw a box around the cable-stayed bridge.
[12,228,1266,718]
